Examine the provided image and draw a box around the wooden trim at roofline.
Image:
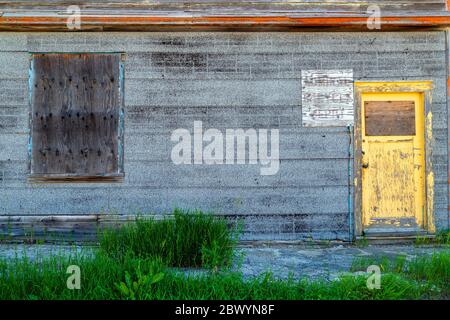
[0,15,449,32]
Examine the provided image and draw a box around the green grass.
[0,212,448,300]
[351,251,449,299]
[99,209,239,269]
[435,229,450,245]
[354,236,369,248]
[1,250,447,300]
[415,229,450,246]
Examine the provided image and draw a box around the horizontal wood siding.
[0,31,448,241]
[447,30,450,231]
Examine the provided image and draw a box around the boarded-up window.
[364,101,415,136]
[30,53,123,181]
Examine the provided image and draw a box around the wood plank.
[126,78,301,107]
[0,211,350,243]
[0,1,446,14]
[302,70,354,127]
[0,15,449,32]
[31,53,121,176]
[365,100,415,136]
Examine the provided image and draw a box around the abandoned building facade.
[0,1,449,241]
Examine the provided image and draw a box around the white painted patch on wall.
[301,70,354,127]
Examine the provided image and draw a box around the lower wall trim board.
[355,235,435,245]
[0,214,139,225]
[0,215,136,243]
[0,214,350,243]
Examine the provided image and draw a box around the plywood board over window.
[29,53,124,182]
[364,101,416,136]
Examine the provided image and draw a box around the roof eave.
[1,15,449,32]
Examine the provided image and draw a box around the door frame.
[353,81,435,237]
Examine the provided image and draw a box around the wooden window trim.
[28,173,124,183]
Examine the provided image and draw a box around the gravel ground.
[235,244,449,280]
[0,243,447,280]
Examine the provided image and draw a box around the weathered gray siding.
[0,1,446,14]
[0,32,448,240]
[446,30,450,232]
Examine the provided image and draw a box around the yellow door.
[362,92,425,234]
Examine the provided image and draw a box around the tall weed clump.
[99,209,239,269]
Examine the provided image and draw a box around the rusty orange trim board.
[448,77,450,95]
[0,15,450,29]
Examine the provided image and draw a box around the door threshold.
[364,227,426,236]
[357,232,434,244]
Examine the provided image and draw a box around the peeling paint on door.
[362,92,426,234]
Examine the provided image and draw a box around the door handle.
[362,150,368,168]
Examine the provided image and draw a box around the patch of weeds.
[201,241,224,272]
[351,255,407,273]
[415,234,430,246]
[350,251,449,299]
[435,229,450,245]
[0,250,163,300]
[304,236,315,247]
[319,240,331,246]
[1,212,448,300]
[406,251,449,294]
[115,258,165,300]
[415,229,450,246]
[355,236,369,248]
[233,249,246,271]
[99,208,239,269]
[0,247,448,300]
